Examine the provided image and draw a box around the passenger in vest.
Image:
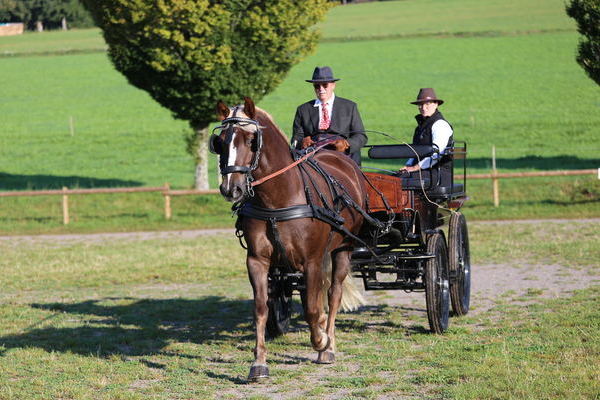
[291,66,367,165]
[398,88,454,187]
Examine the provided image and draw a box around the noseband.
[209,111,263,197]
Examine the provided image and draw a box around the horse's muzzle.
[220,179,246,203]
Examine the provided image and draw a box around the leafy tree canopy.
[566,0,600,85]
[80,0,332,188]
[81,0,332,128]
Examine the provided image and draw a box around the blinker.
[209,134,222,154]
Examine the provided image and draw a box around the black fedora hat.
[410,88,444,105]
[306,66,340,83]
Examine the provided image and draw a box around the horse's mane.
[253,107,289,144]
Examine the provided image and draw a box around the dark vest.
[411,110,453,170]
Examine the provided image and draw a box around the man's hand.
[398,165,421,174]
[332,138,350,152]
[301,136,315,149]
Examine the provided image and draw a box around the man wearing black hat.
[399,88,454,186]
[291,66,367,165]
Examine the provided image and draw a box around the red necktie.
[319,103,330,130]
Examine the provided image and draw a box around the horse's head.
[210,97,263,203]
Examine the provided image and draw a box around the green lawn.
[0,0,598,234]
[321,0,576,40]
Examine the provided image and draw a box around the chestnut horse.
[212,97,368,381]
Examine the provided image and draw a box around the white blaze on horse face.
[221,130,238,192]
[227,131,238,169]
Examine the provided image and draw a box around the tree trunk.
[190,124,210,190]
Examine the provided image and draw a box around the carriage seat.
[368,144,437,160]
[367,144,465,199]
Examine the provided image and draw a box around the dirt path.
[3,220,598,314]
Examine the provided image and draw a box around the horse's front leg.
[316,248,351,364]
[304,259,329,355]
[247,255,270,381]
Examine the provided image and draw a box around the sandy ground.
[3,220,598,314]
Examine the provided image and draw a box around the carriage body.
[350,142,471,333]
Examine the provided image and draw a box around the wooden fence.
[0,184,218,225]
[0,168,597,224]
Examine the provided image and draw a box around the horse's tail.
[321,257,366,312]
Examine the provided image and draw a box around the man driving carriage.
[291,66,368,165]
[398,88,454,187]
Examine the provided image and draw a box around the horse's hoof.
[315,350,335,364]
[247,364,269,382]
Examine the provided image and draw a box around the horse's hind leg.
[316,248,351,364]
[246,256,270,381]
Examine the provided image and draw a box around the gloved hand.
[301,136,315,149]
[332,138,350,152]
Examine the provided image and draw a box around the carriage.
[265,141,471,336]
[212,98,471,380]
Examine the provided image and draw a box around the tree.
[566,0,600,85]
[80,0,332,189]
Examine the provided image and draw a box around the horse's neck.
[252,120,305,209]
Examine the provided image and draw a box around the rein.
[250,138,337,187]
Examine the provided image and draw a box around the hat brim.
[306,78,340,83]
[411,99,444,105]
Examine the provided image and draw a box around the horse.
[212,97,370,381]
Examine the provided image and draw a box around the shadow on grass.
[367,155,599,171]
[0,172,142,190]
[0,297,254,359]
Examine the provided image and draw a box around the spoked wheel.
[448,212,471,316]
[425,232,450,334]
[266,274,292,338]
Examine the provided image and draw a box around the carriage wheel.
[266,276,292,338]
[448,212,471,316]
[425,232,450,334]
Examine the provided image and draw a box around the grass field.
[0,0,599,233]
[0,223,598,399]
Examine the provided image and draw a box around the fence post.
[62,186,70,224]
[164,183,171,220]
[492,146,499,207]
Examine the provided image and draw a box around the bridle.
[209,107,263,196]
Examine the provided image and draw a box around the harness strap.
[250,139,337,187]
[238,202,380,258]
[239,203,315,221]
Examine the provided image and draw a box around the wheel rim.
[459,229,471,310]
[437,251,450,330]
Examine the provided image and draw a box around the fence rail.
[0,168,597,224]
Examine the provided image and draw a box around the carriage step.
[352,248,435,262]
[362,280,424,291]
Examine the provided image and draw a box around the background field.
[0,0,599,234]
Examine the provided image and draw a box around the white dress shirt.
[406,119,453,169]
[314,93,335,128]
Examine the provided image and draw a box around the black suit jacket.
[291,96,367,164]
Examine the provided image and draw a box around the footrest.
[427,183,465,198]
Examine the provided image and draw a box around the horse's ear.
[244,96,256,119]
[216,100,229,121]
